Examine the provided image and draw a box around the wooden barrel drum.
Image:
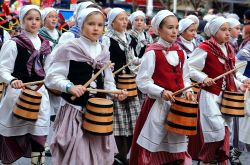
[13,89,42,121]
[83,98,113,135]
[165,97,198,135]
[117,74,138,97]
[221,91,245,117]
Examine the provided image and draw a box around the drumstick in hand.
[71,61,112,100]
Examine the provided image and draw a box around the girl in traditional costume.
[102,7,142,165]
[45,8,127,165]
[130,10,194,165]
[188,16,248,165]
[0,5,51,165]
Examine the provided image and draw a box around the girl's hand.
[11,80,24,89]
[239,84,249,92]
[186,91,196,102]
[161,90,175,102]
[114,89,128,101]
[68,85,86,97]
[243,78,250,85]
[203,77,216,87]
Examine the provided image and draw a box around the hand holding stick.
[172,62,247,96]
[71,61,112,100]
[23,80,44,86]
[113,61,133,76]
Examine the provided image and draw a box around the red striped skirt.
[138,148,191,165]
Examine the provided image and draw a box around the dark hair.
[159,15,176,29]
[77,0,95,4]
[87,4,102,10]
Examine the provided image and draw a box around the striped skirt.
[50,103,118,165]
[0,134,46,164]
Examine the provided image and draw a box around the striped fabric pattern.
[113,96,141,136]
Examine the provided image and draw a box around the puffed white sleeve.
[136,50,164,99]
[182,51,192,89]
[3,30,11,41]
[57,32,75,46]
[235,59,248,83]
[45,61,71,93]
[0,40,18,83]
[188,48,208,83]
[103,67,116,90]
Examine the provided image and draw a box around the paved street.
[0,152,250,165]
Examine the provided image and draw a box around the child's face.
[81,13,104,42]
[44,11,58,30]
[23,10,41,34]
[158,16,178,43]
[214,23,230,44]
[181,23,197,41]
[230,25,241,39]
[133,16,145,32]
[112,12,128,33]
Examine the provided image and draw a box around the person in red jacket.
[130,10,194,165]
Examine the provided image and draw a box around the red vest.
[200,43,237,95]
[152,50,185,92]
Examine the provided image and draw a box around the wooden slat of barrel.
[20,94,41,104]
[86,104,113,114]
[83,121,113,134]
[167,112,197,127]
[165,125,197,136]
[221,107,245,116]
[16,100,40,111]
[13,107,39,120]
[221,99,244,108]
[117,83,137,89]
[85,113,113,123]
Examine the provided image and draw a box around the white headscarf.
[179,18,195,34]
[19,5,41,25]
[77,8,104,31]
[75,1,94,17]
[226,18,240,28]
[205,16,228,37]
[107,7,125,29]
[129,10,145,23]
[226,13,240,21]
[41,7,56,22]
[186,14,199,25]
[151,10,175,34]
[203,14,216,22]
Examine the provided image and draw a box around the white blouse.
[0,31,41,83]
[180,35,195,52]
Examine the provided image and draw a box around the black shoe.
[45,149,52,157]
[114,158,124,165]
[229,148,242,165]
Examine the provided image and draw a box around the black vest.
[12,44,44,82]
[109,38,130,80]
[129,32,147,58]
[61,61,105,107]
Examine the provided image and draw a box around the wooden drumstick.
[113,60,133,76]
[71,61,112,100]
[86,88,123,94]
[172,62,247,96]
[23,80,44,86]
[244,88,249,101]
